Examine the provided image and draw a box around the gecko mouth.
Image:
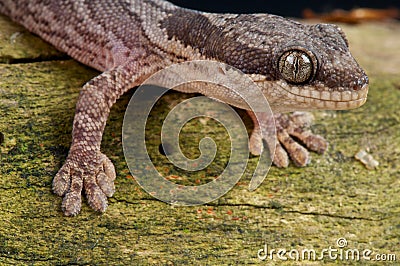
[277,81,369,110]
[251,75,369,111]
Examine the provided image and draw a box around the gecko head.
[253,21,369,112]
[160,11,368,112]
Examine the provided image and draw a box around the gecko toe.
[97,172,115,197]
[272,142,289,168]
[249,125,263,156]
[102,154,116,182]
[96,153,116,197]
[284,112,329,154]
[82,152,116,213]
[62,191,82,216]
[60,169,83,216]
[52,164,71,196]
[84,174,109,213]
[277,128,311,167]
[287,144,310,167]
[303,134,328,154]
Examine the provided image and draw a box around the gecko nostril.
[352,75,369,91]
[361,75,368,85]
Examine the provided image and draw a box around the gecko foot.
[52,151,116,216]
[249,111,328,167]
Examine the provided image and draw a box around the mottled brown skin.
[0,0,368,216]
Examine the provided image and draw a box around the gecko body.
[0,0,368,216]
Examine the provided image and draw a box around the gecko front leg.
[52,71,119,216]
[52,59,162,216]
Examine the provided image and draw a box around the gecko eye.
[278,49,317,84]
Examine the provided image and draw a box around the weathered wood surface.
[0,14,399,265]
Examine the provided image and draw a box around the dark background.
[169,0,400,18]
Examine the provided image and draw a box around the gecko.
[0,0,369,216]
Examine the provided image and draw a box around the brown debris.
[303,7,399,24]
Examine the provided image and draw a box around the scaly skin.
[0,0,369,216]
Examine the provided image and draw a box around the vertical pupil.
[292,54,299,79]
